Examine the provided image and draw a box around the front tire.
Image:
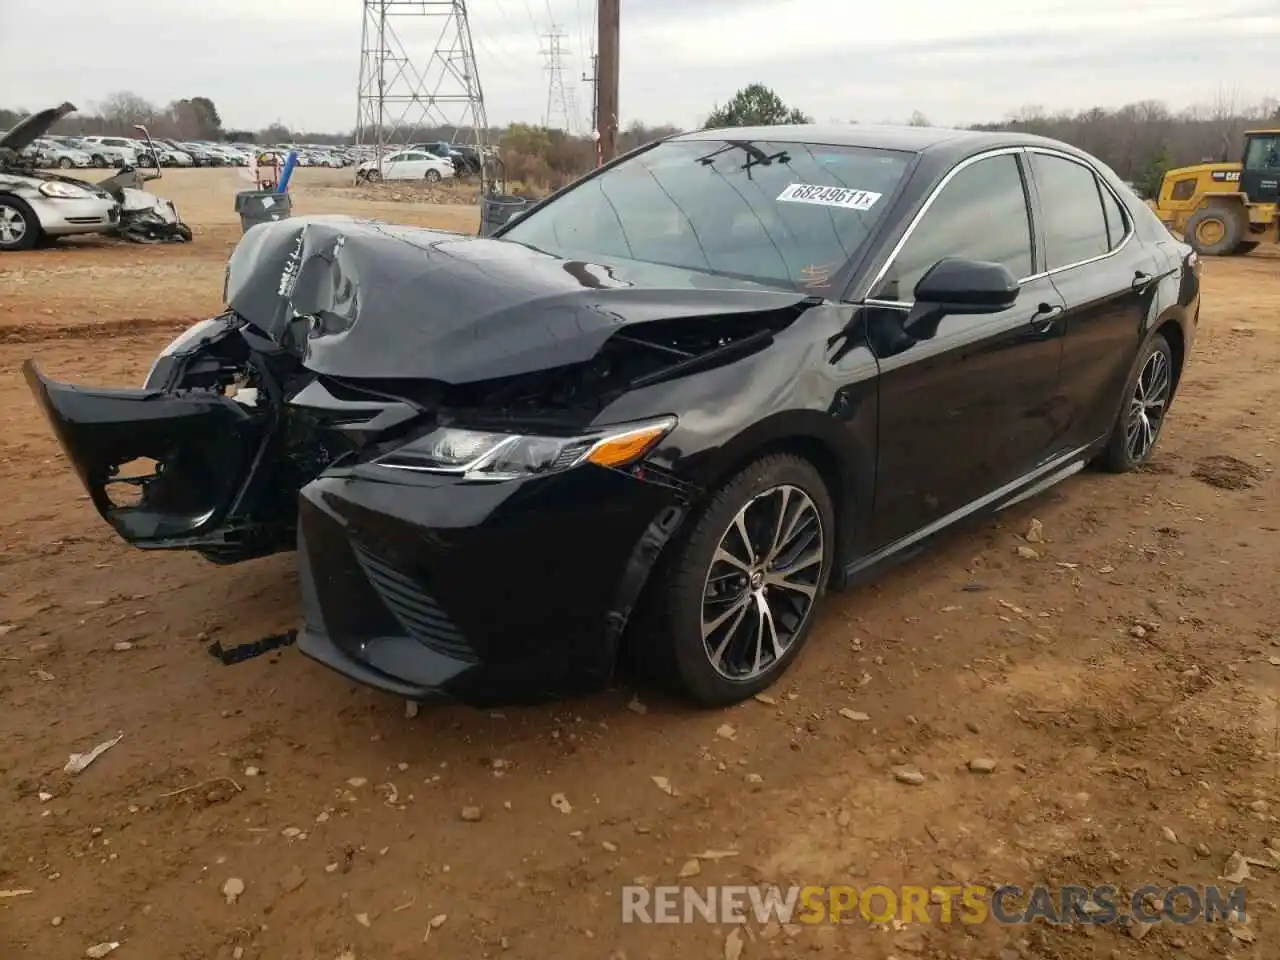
[648,454,835,706]
[425,169,442,183]
[1098,333,1174,473]
[0,197,39,251]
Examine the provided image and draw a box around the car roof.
[671,123,1092,161]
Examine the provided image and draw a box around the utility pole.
[582,52,599,140]
[596,0,619,164]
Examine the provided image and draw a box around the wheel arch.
[683,410,871,583]
[1154,317,1187,394]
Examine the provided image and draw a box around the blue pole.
[277,150,299,194]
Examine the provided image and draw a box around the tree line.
[3,85,1277,196]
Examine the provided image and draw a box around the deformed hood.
[0,102,76,154]
[224,214,814,383]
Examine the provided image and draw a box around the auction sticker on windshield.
[776,184,881,211]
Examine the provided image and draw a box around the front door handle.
[1030,303,1064,327]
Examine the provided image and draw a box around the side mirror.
[903,257,1019,339]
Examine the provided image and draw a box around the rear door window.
[1031,153,1112,270]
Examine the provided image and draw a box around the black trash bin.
[479,193,529,237]
[235,190,292,234]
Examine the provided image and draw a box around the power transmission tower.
[540,25,572,131]
[354,0,490,184]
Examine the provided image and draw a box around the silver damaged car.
[0,103,120,251]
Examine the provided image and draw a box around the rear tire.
[0,196,39,251]
[1097,333,1175,473]
[58,157,73,169]
[644,454,835,707]
[1183,205,1244,256]
[425,169,442,183]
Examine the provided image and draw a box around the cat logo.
[1210,170,1241,182]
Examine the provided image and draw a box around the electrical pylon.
[354,0,489,183]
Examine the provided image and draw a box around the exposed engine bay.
[24,215,823,568]
[94,299,805,565]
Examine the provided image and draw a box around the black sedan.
[24,124,1200,708]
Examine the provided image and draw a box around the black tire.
[1231,241,1260,255]
[92,155,107,168]
[425,169,442,183]
[1097,333,1175,473]
[0,196,40,251]
[1183,205,1244,256]
[58,157,73,169]
[643,453,835,707]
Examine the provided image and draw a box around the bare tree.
[96,91,157,128]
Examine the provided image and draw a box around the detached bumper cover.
[23,361,260,544]
[294,465,684,705]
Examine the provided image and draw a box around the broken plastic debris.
[85,944,120,959]
[222,877,245,904]
[64,732,123,774]
[651,775,677,796]
[422,912,448,941]
[0,889,34,898]
[692,849,740,861]
[550,792,573,814]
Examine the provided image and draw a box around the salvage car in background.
[1,105,120,250]
[25,125,1199,707]
[27,137,94,169]
[355,150,454,182]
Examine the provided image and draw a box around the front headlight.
[377,416,677,481]
[38,181,91,199]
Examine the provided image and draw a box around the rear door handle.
[1133,267,1175,291]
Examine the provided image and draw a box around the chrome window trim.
[862,145,1135,308]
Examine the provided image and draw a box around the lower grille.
[352,543,476,662]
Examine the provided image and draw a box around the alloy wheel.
[700,484,825,681]
[1125,348,1171,462]
[0,205,28,246]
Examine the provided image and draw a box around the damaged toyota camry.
[24,125,1200,708]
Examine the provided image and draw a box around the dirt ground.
[1,168,1277,960]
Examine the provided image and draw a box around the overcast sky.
[2,0,1277,133]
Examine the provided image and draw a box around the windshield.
[500,138,912,291]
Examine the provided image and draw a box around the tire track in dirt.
[0,316,202,345]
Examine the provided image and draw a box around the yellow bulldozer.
[1148,128,1279,256]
